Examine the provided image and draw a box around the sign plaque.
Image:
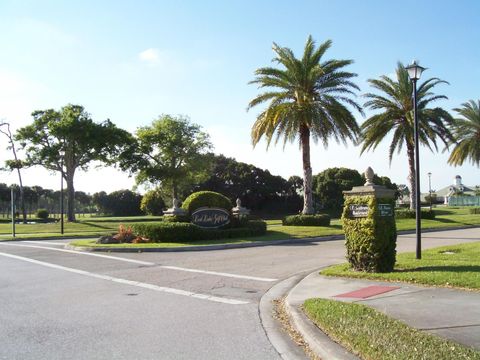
[349,205,369,218]
[191,207,230,228]
[378,204,393,217]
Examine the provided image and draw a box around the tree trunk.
[65,172,76,222]
[300,125,314,214]
[172,181,178,201]
[16,167,27,223]
[407,143,416,211]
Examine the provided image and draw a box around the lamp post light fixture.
[428,172,432,211]
[406,60,426,260]
[60,150,65,235]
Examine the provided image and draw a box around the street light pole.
[406,60,426,260]
[60,151,65,235]
[428,172,432,211]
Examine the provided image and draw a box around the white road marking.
[1,243,277,282]
[159,265,278,282]
[0,251,249,305]
[0,243,154,266]
[24,241,66,246]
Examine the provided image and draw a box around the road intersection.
[1,228,478,359]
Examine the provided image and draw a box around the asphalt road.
[0,228,478,360]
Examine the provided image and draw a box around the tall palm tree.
[448,100,480,167]
[361,63,453,210]
[248,36,362,214]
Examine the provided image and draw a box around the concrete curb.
[0,236,98,243]
[259,274,309,360]
[64,224,478,253]
[285,271,360,360]
[65,235,345,252]
[3,224,477,252]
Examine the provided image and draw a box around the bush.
[342,196,397,273]
[282,214,331,226]
[131,220,266,243]
[141,189,166,215]
[36,208,49,220]
[162,214,190,223]
[395,209,436,219]
[182,191,232,214]
[469,207,480,214]
[93,189,143,216]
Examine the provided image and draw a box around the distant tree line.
[0,183,94,218]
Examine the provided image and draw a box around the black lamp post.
[405,60,426,260]
[428,172,432,211]
[60,150,65,235]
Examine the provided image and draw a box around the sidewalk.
[285,272,480,359]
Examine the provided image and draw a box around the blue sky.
[0,0,479,194]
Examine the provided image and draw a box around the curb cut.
[285,271,360,360]
[259,274,309,360]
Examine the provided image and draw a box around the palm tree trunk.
[407,144,416,211]
[300,125,314,214]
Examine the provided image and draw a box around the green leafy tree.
[121,115,212,200]
[140,188,166,215]
[15,104,133,221]
[313,168,363,211]
[93,189,143,216]
[192,154,301,212]
[361,63,453,210]
[248,36,362,214]
[448,100,480,167]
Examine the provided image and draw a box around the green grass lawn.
[322,242,480,290]
[0,207,478,244]
[303,298,480,360]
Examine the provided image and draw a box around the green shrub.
[162,214,190,223]
[342,196,397,272]
[141,189,166,215]
[36,208,49,220]
[282,214,331,226]
[469,207,480,214]
[182,191,232,214]
[131,220,266,243]
[395,209,436,219]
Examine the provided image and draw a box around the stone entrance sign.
[342,167,397,272]
[191,207,230,228]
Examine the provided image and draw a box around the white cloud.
[138,48,161,64]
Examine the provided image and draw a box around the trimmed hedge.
[162,214,190,223]
[36,208,49,220]
[395,209,436,219]
[282,214,331,226]
[182,191,232,214]
[131,220,266,243]
[469,207,480,214]
[342,196,397,273]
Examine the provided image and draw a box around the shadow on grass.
[395,265,480,273]
[432,209,456,215]
[80,221,115,230]
[433,217,457,224]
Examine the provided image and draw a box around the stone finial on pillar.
[364,167,374,186]
[232,198,250,217]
